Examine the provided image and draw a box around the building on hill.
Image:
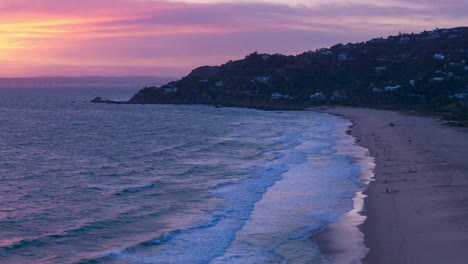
[252,77,271,83]
[454,93,468,99]
[271,92,292,100]
[338,54,352,61]
[310,92,327,100]
[385,85,401,91]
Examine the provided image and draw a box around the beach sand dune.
[313,107,468,264]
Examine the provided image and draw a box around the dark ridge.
[94,27,468,119]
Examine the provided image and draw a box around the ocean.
[0,86,373,264]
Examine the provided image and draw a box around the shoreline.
[315,113,375,264]
[311,106,468,264]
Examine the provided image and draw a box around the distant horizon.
[3,25,467,79]
[0,76,178,87]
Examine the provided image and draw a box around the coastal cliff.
[95,27,468,118]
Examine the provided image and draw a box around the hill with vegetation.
[95,27,468,120]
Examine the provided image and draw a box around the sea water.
[0,86,372,264]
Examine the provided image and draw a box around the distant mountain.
[96,27,468,119]
[0,76,176,87]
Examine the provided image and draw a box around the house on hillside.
[163,87,178,94]
[271,92,292,100]
[330,91,347,100]
[454,93,468,99]
[448,34,461,39]
[399,37,411,44]
[385,85,401,91]
[252,77,271,83]
[434,54,446,60]
[310,92,327,100]
[431,77,445,81]
[337,54,352,61]
[427,29,440,39]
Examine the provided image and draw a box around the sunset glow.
[1,0,466,77]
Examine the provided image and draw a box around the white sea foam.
[104,113,370,264]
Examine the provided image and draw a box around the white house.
[454,93,468,99]
[427,32,440,39]
[215,81,224,88]
[385,85,401,91]
[252,77,271,83]
[409,80,416,86]
[337,54,351,61]
[373,88,384,92]
[163,87,178,94]
[322,50,333,55]
[434,54,446,60]
[431,77,445,81]
[271,92,292,100]
[310,92,327,100]
[330,90,347,99]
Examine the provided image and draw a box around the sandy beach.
[312,106,468,264]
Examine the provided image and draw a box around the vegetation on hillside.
[122,27,467,119]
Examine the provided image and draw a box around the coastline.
[311,106,468,264]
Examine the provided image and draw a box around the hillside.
[97,27,468,119]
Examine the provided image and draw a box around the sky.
[1,0,467,77]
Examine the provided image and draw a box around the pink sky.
[1,0,467,77]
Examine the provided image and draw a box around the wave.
[78,164,290,264]
[89,182,158,196]
[116,183,156,195]
[0,225,89,251]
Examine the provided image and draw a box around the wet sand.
[312,106,468,264]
